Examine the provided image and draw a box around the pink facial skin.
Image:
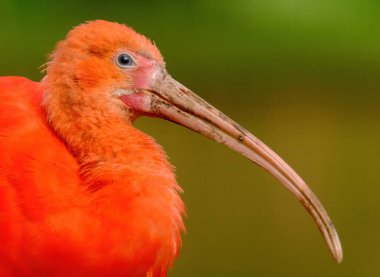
[121,92,153,121]
[119,52,163,120]
[130,53,162,90]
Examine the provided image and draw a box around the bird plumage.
[0,25,184,276]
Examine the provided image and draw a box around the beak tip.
[334,251,343,264]
[330,226,343,263]
[334,243,343,264]
[333,248,343,264]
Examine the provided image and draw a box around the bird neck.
[42,80,185,274]
[42,80,173,189]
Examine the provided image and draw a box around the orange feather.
[0,20,184,276]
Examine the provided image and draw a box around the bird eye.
[116,53,135,68]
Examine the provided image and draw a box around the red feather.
[0,75,184,276]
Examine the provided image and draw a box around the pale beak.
[127,69,343,263]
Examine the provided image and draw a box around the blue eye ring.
[116,53,135,68]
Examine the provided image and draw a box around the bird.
[0,20,342,276]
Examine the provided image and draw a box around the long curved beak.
[128,69,342,262]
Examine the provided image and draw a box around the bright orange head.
[45,20,165,122]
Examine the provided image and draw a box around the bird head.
[43,20,342,262]
[44,20,165,121]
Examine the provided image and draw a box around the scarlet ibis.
[0,20,342,276]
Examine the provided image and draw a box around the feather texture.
[0,75,184,276]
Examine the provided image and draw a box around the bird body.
[0,20,342,276]
[0,76,183,276]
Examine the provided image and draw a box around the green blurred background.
[1,0,379,276]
